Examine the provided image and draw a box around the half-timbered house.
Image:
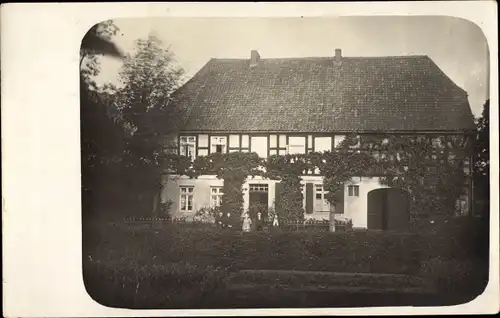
[160,49,476,229]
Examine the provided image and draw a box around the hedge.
[83,218,489,308]
[83,260,228,309]
[85,225,420,275]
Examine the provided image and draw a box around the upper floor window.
[347,185,359,197]
[314,137,332,152]
[180,136,196,160]
[287,136,306,154]
[211,136,227,154]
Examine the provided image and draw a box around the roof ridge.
[210,55,430,61]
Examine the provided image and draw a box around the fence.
[123,216,353,232]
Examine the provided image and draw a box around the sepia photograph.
[79,15,491,310]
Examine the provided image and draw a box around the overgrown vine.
[163,133,470,229]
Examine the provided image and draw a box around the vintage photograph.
[80,16,490,309]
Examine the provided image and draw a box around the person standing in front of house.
[256,212,263,231]
[242,213,252,233]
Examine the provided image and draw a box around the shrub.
[419,256,488,304]
[415,216,489,261]
[160,199,173,219]
[335,217,353,232]
[84,259,228,308]
[194,206,219,223]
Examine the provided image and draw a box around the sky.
[94,16,490,117]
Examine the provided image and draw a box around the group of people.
[214,209,279,232]
[242,212,279,232]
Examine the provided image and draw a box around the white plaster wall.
[343,176,388,228]
[162,174,388,227]
[162,175,222,219]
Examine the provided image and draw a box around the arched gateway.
[367,188,410,231]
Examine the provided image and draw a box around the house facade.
[161,49,476,229]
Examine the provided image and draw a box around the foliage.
[160,200,173,219]
[80,20,129,219]
[475,99,490,179]
[188,152,263,227]
[378,135,468,227]
[85,224,420,276]
[162,132,470,227]
[194,206,220,223]
[80,20,123,89]
[84,259,228,309]
[266,154,308,222]
[109,35,185,215]
[419,257,488,304]
[474,99,490,219]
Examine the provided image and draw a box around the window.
[270,135,277,148]
[211,136,227,154]
[249,184,268,192]
[198,149,209,156]
[250,136,268,158]
[198,134,209,147]
[180,186,194,212]
[314,137,332,152]
[210,187,223,207]
[334,135,346,148]
[314,184,330,212]
[229,135,240,147]
[241,135,249,148]
[348,185,359,197]
[287,136,306,154]
[180,136,196,159]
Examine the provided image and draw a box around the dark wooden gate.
[367,188,409,231]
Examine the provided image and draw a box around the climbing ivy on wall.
[266,154,310,222]
[163,133,471,229]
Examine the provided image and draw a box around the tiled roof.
[172,54,476,133]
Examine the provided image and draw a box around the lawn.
[82,216,489,309]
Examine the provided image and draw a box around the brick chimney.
[334,48,342,66]
[250,50,260,67]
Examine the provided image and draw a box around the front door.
[249,184,269,221]
[367,188,410,231]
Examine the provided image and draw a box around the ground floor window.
[211,186,223,207]
[180,186,194,212]
[348,185,360,197]
[314,184,330,212]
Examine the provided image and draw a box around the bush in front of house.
[418,256,489,305]
[415,216,489,261]
[87,225,420,275]
[413,216,490,305]
[83,258,229,309]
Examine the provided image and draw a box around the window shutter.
[306,183,314,214]
[275,182,282,215]
[334,183,345,214]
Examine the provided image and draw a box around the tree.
[112,35,185,216]
[474,99,490,218]
[80,20,126,220]
[80,20,123,89]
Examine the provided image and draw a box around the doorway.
[249,183,269,220]
[367,188,410,231]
